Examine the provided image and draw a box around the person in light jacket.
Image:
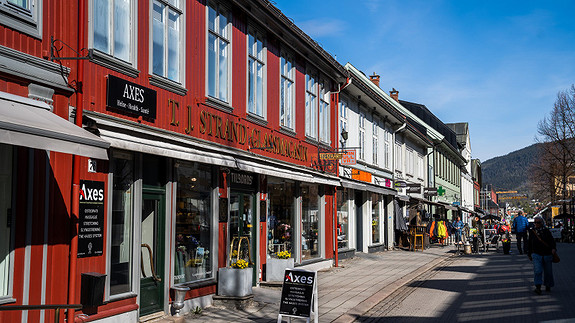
[527,217,556,294]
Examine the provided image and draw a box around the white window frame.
[305,70,318,139]
[90,0,137,67]
[339,98,348,148]
[151,0,184,84]
[406,148,414,176]
[383,127,391,169]
[395,140,403,173]
[319,79,330,144]
[0,144,14,304]
[206,0,231,104]
[280,51,295,130]
[372,120,378,165]
[418,153,424,180]
[247,27,266,118]
[0,0,42,38]
[359,110,365,161]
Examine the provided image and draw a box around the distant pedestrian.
[454,216,464,244]
[527,217,557,294]
[513,211,529,254]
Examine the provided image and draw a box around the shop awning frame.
[340,178,397,195]
[0,92,110,159]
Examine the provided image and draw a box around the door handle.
[141,243,162,282]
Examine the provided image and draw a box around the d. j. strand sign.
[199,110,308,162]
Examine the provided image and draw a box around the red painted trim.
[74,304,139,323]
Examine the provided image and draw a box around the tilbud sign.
[79,183,104,202]
[284,272,314,285]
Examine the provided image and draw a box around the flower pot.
[266,258,294,282]
[217,267,253,297]
[502,242,511,254]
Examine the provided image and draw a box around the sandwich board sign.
[278,268,318,323]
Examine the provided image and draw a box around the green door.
[140,191,165,316]
[229,192,257,285]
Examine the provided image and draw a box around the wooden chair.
[409,226,424,251]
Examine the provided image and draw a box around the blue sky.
[273,0,575,162]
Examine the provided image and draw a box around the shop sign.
[319,152,343,160]
[229,171,257,190]
[340,150,356,166]
[424,187,437,196]
[78,180,105,258]
[106,75,157,119]
[279,269,317,319]
[394,180,407,188]
[351,169,372,183]
[384,178,392,188]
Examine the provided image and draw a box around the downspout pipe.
[68,0,85,321]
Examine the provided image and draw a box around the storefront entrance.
[139,189,166,316]
[229,191,257,285]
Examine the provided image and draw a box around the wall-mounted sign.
[229,171,256,190]
[106,75,157,119]
[78,180,105,258]
[319,152,343,160]
[394,181,407,188]
[352,169,372,183]
[340,150,356,166]
[424,187,437,197]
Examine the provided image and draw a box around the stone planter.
[266,258,294,282]
[217,267,253,297]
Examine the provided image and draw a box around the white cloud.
[297,18,347,38]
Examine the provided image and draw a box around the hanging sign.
[279,269,318,320]
[78,180,105,258]
[106,74,157,119]
[340,150,356,166]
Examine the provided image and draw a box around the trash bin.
[81,272,106,307]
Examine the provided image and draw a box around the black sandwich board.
[278,268,318,322]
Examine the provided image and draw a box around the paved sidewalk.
[185,245,455,322]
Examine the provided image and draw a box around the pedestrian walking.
[454,216,464,244]
[527,216,557,295]
[513,211,529,254]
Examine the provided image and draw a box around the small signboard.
[106,74,157,119]
[340,150,356,166]
[78,180,105,258]
[279,269,318,321]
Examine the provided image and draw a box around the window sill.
[0,297,16,305]
[278,126,297,138]
[305,136,318,145]
[204,97,234,114]
[90,50,140,79]
[246,113,268,127]
[107,292,137,303]
[149,74,187,96]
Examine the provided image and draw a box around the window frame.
[0,144,14,304]
[305,70,318,140]
[383,127,391,169]
[318,79,330,144]
[358,110,365,161]
[280,51,295,131]
[339,98,348,148]
[246,26,267,119]
[205,0,232,105]
[150,0,185,87]
[0,0,42,39]
[372,119,378,165]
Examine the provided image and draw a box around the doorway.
[229,191,256,285]
[139,189,165,316]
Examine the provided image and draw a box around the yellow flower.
[276,251,291,259]
[231,259,249,269]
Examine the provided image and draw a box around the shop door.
[139,191,165,316]
[355,192,363,252]
[229,192,256,285]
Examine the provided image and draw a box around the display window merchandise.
[371,193,381,244]
[301,183,320,260]
[336,188,349,250]
[267,177,295,257]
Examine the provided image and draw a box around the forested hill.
[481,143,540,192]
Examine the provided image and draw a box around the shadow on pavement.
[351,243,575,323]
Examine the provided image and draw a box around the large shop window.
[371,193,380,244]
[175,162,213,284]
[267,178,295,257]
[207,1,230,103]
[93,0,133,63]
[336,188,349,250]
[301,183,319,260]
[152,0,182,82]
[0,144,12,299]
[110,152,135,296]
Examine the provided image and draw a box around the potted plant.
[501,237,511,254]
[217,259,253,297]
[266,250,294,282]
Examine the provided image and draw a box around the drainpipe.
[68,0,86,321]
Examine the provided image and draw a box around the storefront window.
[110,151,134,295]
[336,188,349,249]
[0,144,12,298]
[301,183,319,260]
[371,193,380,244]
[267,178,294,257]
[175,162,213,283]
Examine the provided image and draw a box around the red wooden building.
[0,0,347,321]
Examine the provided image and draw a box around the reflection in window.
[337,188,349,250]
[110,152,134,295]
[93,0,132,62]
[248,30,265,117]
[305,73,318,139]
[0,144,12,298]
[371,193,380,244]
[175,162,213,283]
[280,53,295,129]
[152,0,181,82]
[301,183,319,260]
[267,178,294,257]
[207,1,230,102]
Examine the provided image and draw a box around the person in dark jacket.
[527,217,557,294]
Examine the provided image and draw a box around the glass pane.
[256,62,263,116]
[8,0,29,9]
[207,34,217,97]
[287,81,293,127]
[175,162,213,283]
[152,2,165,76]
[94,0,110,54]
[248,58,254,113]
[0,144,12,297]
[114,0,130,61]
[110,155,133,295]
[208,5,216,32]
[168,9,180,81]
[248,33,255,57]
[372,193,380,243]
[257,38,263,61]
[141,199,157,278]
[218,40,228,101]
[337,188,348,249]
[267,178,294,257]
[280,78,286,125]
[218,10,227,38]
[301,184,319,260]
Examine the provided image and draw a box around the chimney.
[369,72,380,88]
[390,88,399,102]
